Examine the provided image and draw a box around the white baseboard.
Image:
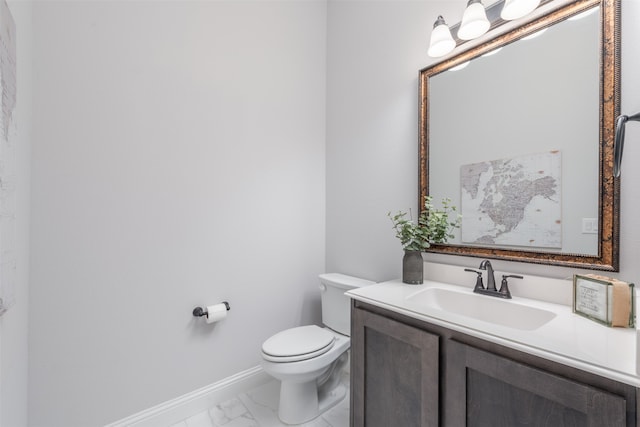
[105,366,271,427]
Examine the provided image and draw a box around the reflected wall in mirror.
[419,0,620,270]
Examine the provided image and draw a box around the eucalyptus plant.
[388,196,462,252]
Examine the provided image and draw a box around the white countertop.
[347,279,640,388]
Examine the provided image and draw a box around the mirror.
[419,0,620,271]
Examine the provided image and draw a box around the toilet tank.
[319,273,375,336]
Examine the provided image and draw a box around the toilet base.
[278,378,347,425]
[277,352,349,425]
[279,381,318,424]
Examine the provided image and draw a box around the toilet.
[260,273,374,425]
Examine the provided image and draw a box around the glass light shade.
[500,0,541,21]
[458,0,490,40]
[428,16,456,58]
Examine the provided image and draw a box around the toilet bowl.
[260,273,374,425]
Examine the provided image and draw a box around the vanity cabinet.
[350,306,439,427]
[351,301,637,427]
[448,340,627,426]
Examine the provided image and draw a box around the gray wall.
[326,0,462,282]
[0,2,32,426]
[29,1,326,426]
[326,0,640,282]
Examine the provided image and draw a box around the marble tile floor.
[170,371,350,427]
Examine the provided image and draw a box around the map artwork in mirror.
[460,151,562,249]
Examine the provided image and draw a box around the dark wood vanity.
[350,300,637,427]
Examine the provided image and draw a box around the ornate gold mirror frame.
[419,0,620,270]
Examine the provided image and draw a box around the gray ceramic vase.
[402,250,423,284]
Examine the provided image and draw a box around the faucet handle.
[499,274,523,299]
[464,268,484,292]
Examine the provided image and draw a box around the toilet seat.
[262,325,335,362]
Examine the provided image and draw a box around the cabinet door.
[446,340,627,427]
[351,307,439,427]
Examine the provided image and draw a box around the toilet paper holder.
[192,301,230,318]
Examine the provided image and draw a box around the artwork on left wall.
[0,0,16,316]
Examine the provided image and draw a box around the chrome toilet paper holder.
[192,301,230,318]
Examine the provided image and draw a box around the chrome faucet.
[479,260,496,291]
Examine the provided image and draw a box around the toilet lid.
[262,325,335,362]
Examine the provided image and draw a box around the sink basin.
[406,287,557,331]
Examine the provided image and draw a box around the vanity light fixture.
[613,112,640,177]
[501,0,541,21]
[428,0,545,58]
[458,0,490,40]
[428,15,456,58]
